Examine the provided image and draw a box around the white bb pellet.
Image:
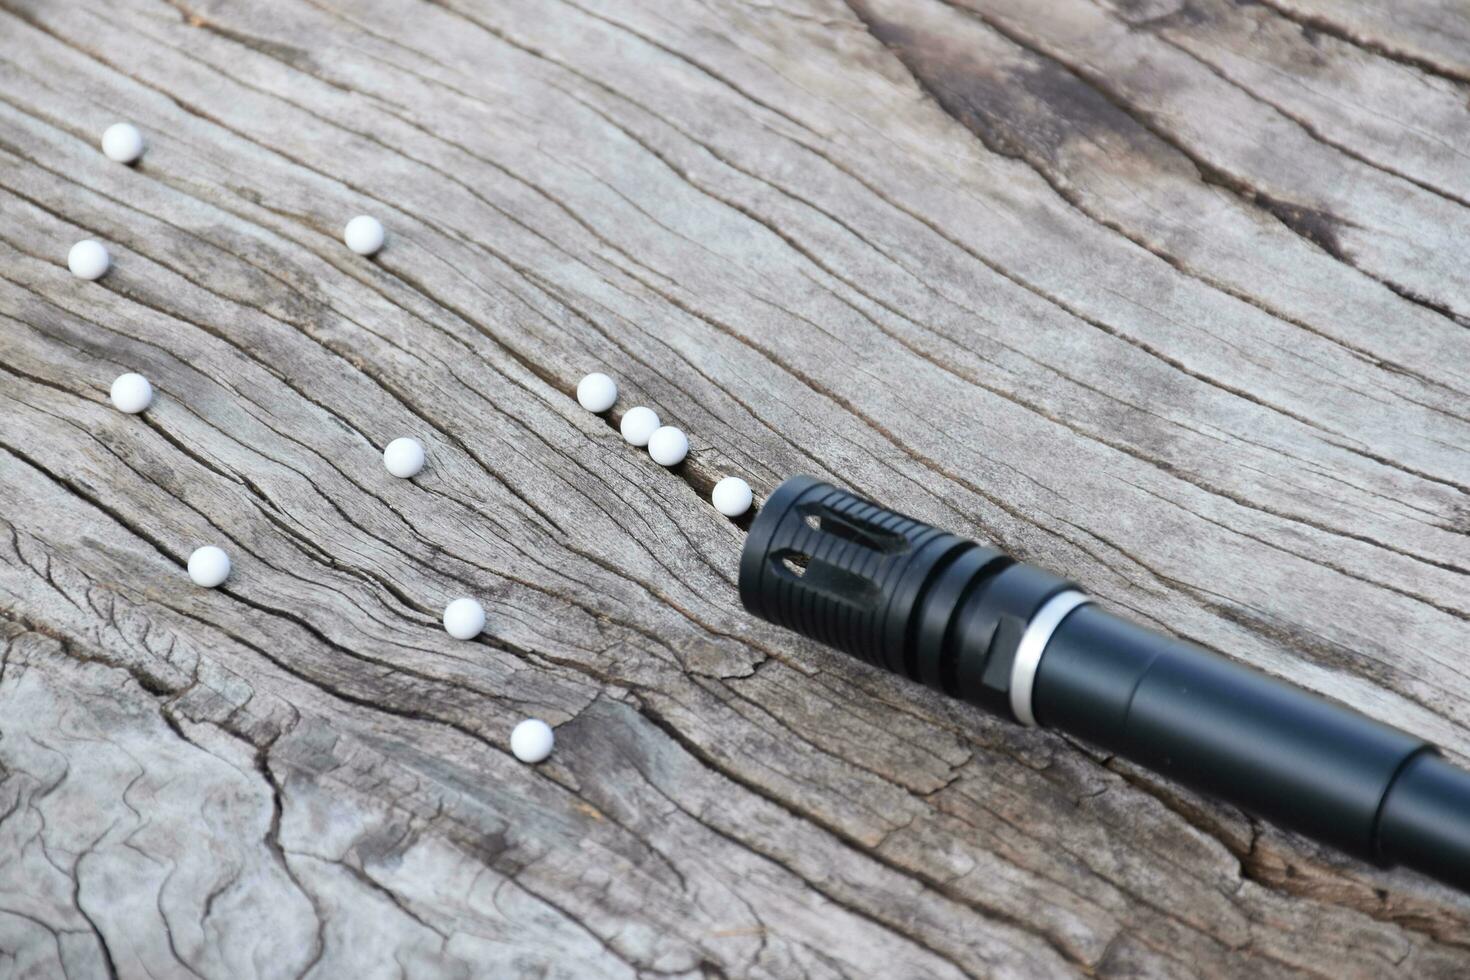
[383,437,426,478]
[443,597,485,640]
[510,718,554,764]
[187,546,231,588]
[647,426,688,467]
[711,477,753,517]
[109,373,153,414]
[619,406,660,447]
[343,215,385,256]
[101,122,145,163]
[68,240,110,280]
[576,372,617,413]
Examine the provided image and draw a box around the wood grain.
[0,0,1466,976]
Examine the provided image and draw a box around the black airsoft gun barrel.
[739,476,1470,892]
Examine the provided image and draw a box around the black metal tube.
[1034,604,1428,862]
[739,476,1470,892]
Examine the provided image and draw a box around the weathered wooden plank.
[0,0,1467,976]
[1259,0,1470,85]
[1125,0,1470,206]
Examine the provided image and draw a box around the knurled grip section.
[740,477,961,671]
[740,477,1077,719]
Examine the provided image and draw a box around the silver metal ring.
[1010,591,1091,727]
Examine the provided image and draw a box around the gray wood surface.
[1,0,1467,976]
